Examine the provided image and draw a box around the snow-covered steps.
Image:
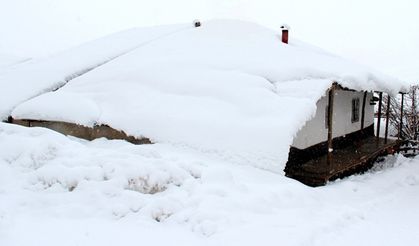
[398,140,419,157]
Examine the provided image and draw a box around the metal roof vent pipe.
[193,19,201,28]
[280,24,290,44]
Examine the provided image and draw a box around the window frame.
[351,98,360,123]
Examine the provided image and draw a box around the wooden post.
[399,93,404,140]
[384,94,390,143]
[360,91,368,130]
[376,92,383,140]
[327,84,335,170]
[411,86,418,140]
[412,87,417,140]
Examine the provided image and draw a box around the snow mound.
[8,20,410,171]
[1,123,419,245]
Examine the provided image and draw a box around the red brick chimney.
[280,25,290,44]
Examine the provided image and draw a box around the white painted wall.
[292,90,374,149]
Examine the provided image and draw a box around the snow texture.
[1,122,419,246]
[0,53,27,71]
[5,20,411,171]
[0,23,188,120]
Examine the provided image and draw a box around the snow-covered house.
[0,20,409,186]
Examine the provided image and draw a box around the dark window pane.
[352,98,360,123]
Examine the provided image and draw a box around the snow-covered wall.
[292,90,374,149]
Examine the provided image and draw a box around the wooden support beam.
[376,92,383,140]
[399,93,405,140]
[413,87,417,140]
[327,84,336,170]
[360,91,368,130]
[385,94,390,143]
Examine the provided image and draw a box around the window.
[351,98,360,123]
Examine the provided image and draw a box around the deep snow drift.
[1,123,418,246]
[6,20,410,171]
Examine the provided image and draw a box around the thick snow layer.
[0,53,27,70]
[12,76,332,170]
[1,123,419,246]
[11,20,409,171]
[0,23,189,120]
[392,63,419,83]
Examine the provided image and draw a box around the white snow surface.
[0,53,27,70]
[0,23,188,120]
[8,20,410,171]
[1,123,419,246]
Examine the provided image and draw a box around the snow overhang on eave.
[331,81,409,95]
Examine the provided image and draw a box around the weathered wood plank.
[385,94,390,143]
[399,93,404,140]
[327,84,336,170]
[360,91,367,130]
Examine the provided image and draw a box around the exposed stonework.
[10,118,151,145]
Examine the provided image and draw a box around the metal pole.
[376,92,383,140]
[385,94,390,144]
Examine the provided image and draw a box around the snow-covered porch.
[284,82,409,187]
[285,137,404,186]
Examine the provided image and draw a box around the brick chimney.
[280,25,290,44]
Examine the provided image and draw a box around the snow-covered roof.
[4,20,411,171]
[391,63,419,83]
[0,53,27,70]
[0,24,188,119]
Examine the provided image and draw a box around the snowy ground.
[1,122,418,246]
